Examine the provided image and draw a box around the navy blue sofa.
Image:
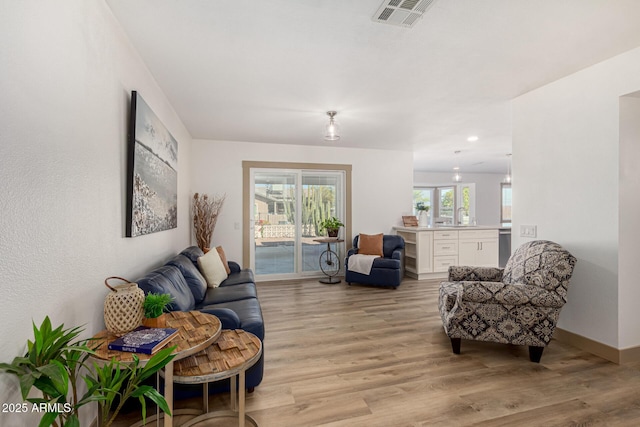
[135,246,264,394]
[345,234,405,288]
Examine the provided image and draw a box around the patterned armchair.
[438,240,576,362]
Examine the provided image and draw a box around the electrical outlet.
[520,225,537,238]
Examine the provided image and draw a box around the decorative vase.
[103,277,145,336]
[418,210,429,227]
[142,314,167,328]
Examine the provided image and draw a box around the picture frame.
[125,91,178,237]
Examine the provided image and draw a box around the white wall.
[0,1,192,425]
[413,171,505,226]
[619,94,640,348]
[190,140,414,263]
[513,47,640,349]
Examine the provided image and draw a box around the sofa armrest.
[455,281,565,308]
[347,248,358,257]
[198,307,241,329]
[227,261,241,274]
[448,266,504,282]
[390,248,403,260]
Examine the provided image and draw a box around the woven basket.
[103,277,145,336]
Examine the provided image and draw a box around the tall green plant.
[0,317,95,427]
[0,317,175,427]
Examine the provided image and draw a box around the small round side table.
[172,329,263,427]
[91,311,222,427]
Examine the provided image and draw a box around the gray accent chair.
[438,240,577,362]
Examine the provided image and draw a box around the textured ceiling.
[107,0,640,173]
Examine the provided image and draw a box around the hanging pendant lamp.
[503,153,512,183]
[324,111,340,141]
[452,150,462,182]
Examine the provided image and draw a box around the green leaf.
[19,373,36,400]
[38,361,68,396]
[138,346,176,382]
[63,414,80,427]
[143,388,171,415]
[130,385,153,398]
[38,411,58,427]
[139,396,147,423]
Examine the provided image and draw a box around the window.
[413,186,457,225]
[437,187,456,224]
[501,183,512,224]
[414,184,476,225]
[412,188,434,215]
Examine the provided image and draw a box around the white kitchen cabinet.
[396,229,433,279]
[394,226,500,279]
[433,230,458,273]
[458,229,499,267]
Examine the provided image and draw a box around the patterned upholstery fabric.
[502,240,576,303]
[438,240,576,348]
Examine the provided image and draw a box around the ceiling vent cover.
[372,0,436,28]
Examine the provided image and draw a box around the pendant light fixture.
[324,111,340,141]
[452,150,462,182]
[503,153,512,183]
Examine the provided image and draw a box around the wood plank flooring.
[113,277,640,426]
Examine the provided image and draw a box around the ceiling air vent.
[372,0,436,28]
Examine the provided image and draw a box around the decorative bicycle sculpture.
[314,237,344,284]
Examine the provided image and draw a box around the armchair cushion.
[448,266,504,282]
[371,257,402,270]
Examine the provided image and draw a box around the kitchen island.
[394,225,507,280]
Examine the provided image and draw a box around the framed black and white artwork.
[126,91,178,237]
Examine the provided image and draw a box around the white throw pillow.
[197,249,228,288]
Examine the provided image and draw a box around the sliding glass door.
[252,171,297,275]
[250,169,345,280]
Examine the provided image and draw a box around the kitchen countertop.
[394,225,510,231]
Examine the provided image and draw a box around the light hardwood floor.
[114,277,640,426]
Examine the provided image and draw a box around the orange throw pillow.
[358,233,384,257]
[216,246,231,275]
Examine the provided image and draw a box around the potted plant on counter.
[416,202,430,227]
[319,217,344,238]
[142,293,173,328]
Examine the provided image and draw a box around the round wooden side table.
[172,329,263,427]
[91,311,222,427]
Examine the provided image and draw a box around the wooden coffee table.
[172,329,263,427]
[91,311,222,427]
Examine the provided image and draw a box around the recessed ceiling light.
[467,136,479,142]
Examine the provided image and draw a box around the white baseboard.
[554,327,640,364]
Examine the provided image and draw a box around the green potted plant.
[0,316,174,427]
[319,216,344,238]
[142,293,173,328]
[85,347,175,427]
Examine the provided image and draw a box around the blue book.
[108,326,179,354]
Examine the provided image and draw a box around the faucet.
[457,207,465,225]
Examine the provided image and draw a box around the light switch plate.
[520,225,537,238]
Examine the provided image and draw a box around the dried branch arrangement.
[192,193,226,251]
